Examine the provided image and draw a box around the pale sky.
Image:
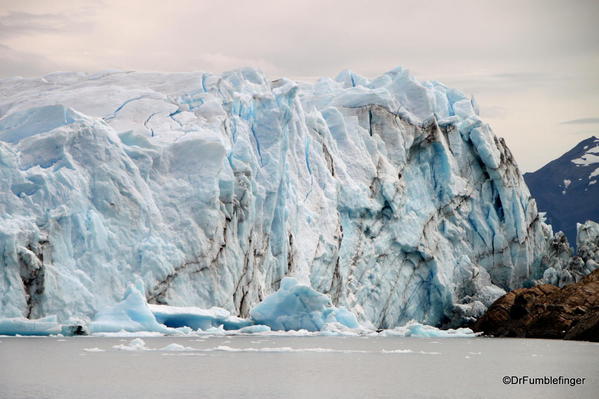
[1,0,598,172]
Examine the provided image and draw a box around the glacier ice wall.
[0,68,553,328]
[541,220,599,287]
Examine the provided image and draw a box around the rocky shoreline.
[473,269,599,341]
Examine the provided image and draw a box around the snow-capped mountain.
[0,68,556,329]
[524,136,599,246]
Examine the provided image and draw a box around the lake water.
[0,335,597,399]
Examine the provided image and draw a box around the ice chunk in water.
[149,304,253,331]
[250,277,360,331]
[90,284,170,334]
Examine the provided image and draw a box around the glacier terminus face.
[0,67,560,331]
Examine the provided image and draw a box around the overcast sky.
[1,0,597,171]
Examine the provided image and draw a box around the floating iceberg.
[90,283,171,334]
[0,314,87,336]
[250,277,360,331]
[149,304,253,331]
[0,315,62,336]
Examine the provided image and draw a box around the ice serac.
[541,220,599,287]
[0,67,554,329]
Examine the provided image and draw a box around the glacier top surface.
[0,67,477,147]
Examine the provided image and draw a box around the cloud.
[0,43,58,77]
[439,71,567,95]
[0,12,73,38]
[0,6,98,40]
[478,105,508,119]
[560,118,599,125]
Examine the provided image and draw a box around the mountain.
[0,68,557,330]
[524,136,599,246]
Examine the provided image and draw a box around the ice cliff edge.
[0,67,566,330]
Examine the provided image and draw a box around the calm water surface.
[0,335,597,399]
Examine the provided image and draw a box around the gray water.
[0,336,597,399]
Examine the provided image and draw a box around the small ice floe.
[381,349,414,354]
[204,345,369,353]
[113,338,149,351]
[237,325,271,334]
[104,338,447,355]
[158,343,195,352]
[186,346,440,355]
[94,331,166,338]
[83,347,105,352]
[383,349,441,355]
[161,353,207,357]
[378,321,479,338]
[190,325,227,336]
[113,338,197,352]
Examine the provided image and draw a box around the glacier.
[0,66,574,334]
[541,220,599,287]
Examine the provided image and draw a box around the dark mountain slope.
[524,136,599,245]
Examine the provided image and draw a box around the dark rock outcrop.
[473,269,599,341]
